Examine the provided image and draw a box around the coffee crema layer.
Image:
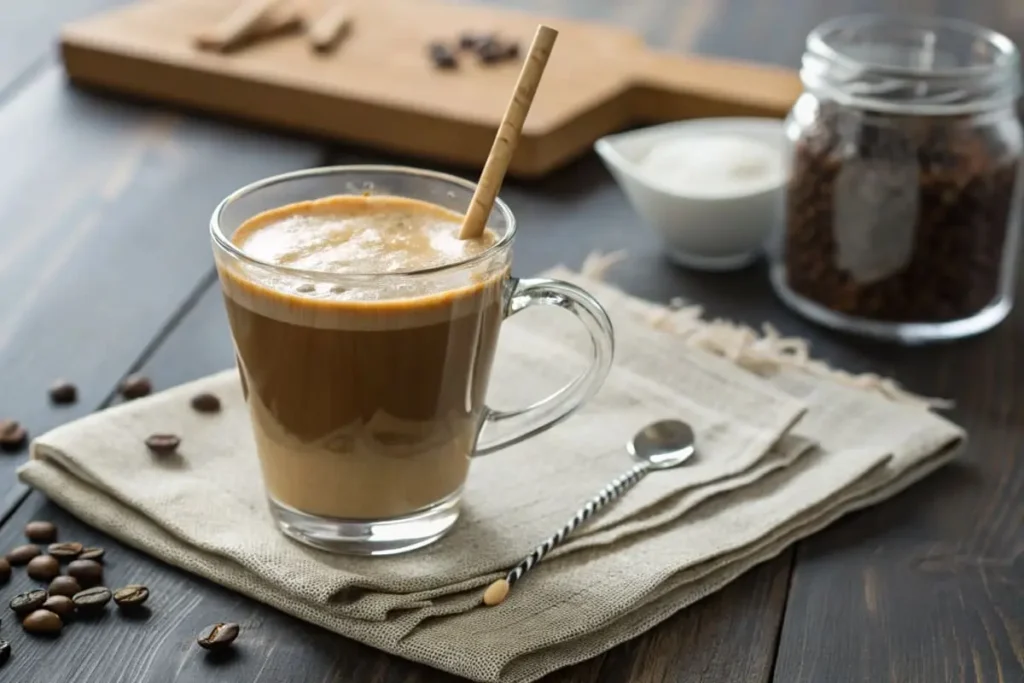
[224,195,501,313]
[234,194,498,274]
[218,195,507,520]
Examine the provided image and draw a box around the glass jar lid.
[801,14,1021,115]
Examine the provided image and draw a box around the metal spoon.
[483,419,696,606]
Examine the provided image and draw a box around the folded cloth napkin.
[19,264,965,683]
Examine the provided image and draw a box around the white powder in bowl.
[635,134,785,199]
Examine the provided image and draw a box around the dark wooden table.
[0,0,1021,681]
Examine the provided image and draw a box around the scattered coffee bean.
[10,590,48,616]
[428,42,457,69]
[48,541,83,561]
[48,576,82,598]
[67,559,104,587]
[42,595,75,620]
[197,622,240,651]
[458,31,492,50]
[72,586,111,616]
[120,374,152,400]
[26,555,60,582]
[48,380,78,405]
[113,585,150,608]
[145,433,181,456]
[190,392,221,414]
[0,420,27,453]
[0,640,9,667]
[22,609,62,635]
[477,38,508,64]
[6,544,41,565]
[79,546,105,562]
[0,558,10,583]
[25,520,57,543]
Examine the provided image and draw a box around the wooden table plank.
[0,0,134,98]
[0,67,323,515]
[771,320,1024,681]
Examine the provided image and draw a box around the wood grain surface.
[59,0,801,178]
[0,0,1020,681]
[0,0,135,98]
[0,67,322,513]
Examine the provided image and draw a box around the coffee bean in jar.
[771,15,1024,343]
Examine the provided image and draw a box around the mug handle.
[475,277,615,455]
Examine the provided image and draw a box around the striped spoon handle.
[483,461,651,606]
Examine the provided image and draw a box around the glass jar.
[770,15,1023,343]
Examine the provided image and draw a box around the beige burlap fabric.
[19,265,964,683]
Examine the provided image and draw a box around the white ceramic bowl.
[595,117,788,271]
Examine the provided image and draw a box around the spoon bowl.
[627,419,697,469]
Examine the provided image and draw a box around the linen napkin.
[19,264,965,683]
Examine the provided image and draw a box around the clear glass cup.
[210,166,614,555]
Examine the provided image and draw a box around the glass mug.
[210,166,615,555]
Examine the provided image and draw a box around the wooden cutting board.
[60,0,803,178]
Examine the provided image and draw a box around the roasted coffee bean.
[0,420,27,452]
[26,555,60,582]
[113,585,150,608]
[0,640,9,667]
[72,587,111,616]
[25,520,57,543]
[120,374,152,400]
[10,590,48,616]
[145,433,181,456]
[197,622,240,651]
[42,595,75,620]
[6,544,41,565]
[49,576,82,598]
[476,39,505,63]
[476,38,514,63]
[0,558,10,583]
[473,35,519,64]
[67,559,104,587]
[428,42,457,69]
[79,546,105,562]
[190,392,221,413]
[22,609,62,635]
[48,541,83,561]
[48,380,78,405]
[458,31,492,50]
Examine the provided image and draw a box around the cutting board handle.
[628,49,803,122]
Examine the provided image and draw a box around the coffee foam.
[232,194,498,275]
[219,194,508,331]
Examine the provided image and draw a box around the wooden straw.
[458,25,558,240]
[309,3,351,53]
[194,0,296,53]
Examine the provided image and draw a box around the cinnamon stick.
[308,3,351,53]
[194,0,301,53]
